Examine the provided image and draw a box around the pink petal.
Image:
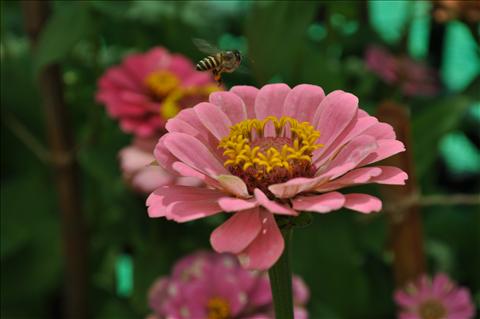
[118,143,155,174]
[363,122,396,140]
[274,136,378,199]
[292,276,310,305]
[209,91,247,125]
[254,189,297,216]
[314,90,358,147]
[148,277,170,314]
[147,186,220,207]
[314,115,378,165]
[294,307,309,319]
[373,166,408,185]
[269,177,316,199]
[316,166,407,192]
[292,192,345,213]
[154,135,178,172]
[312,90,342,126]
[101,67,142,91]
[399,313,421,319]
[194,102,232,140]
[118,90,149,104]
[431,273,452,296]
[147,186,223,219]
[167,199,223,222]
[320,135,378,179]
[218,197,258,211]
[182,71,214,86]
[243,315,271,319]
[254,83,291,119]
[216,175,251,198]
[271,136,376,198]
[145,47,171,70]
[239,209,284,270]
[175,176,202,187]
[168,54,196,78]
[394,290,417,308]
[210,208,262,254]
[147,201,167,218]
[248,275,272,307]
[283,84,325,122]
[315,167,383,192]
[343,193,382,213]
[163,132,228,177]
[172,162,222,189]
[165,118,202,139]
[230,86,259,118]
[167,108,210,142]
[359,139,405,166]
[132,166,175,193]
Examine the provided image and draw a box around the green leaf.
[34,2,93,74]
[246,1,318,85]
[1,175,61,316]
[293,213,371,317]
[413,96,471,177]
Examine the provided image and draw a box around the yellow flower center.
[219,116,322,196]
[144,70,180,98]
[161,84,219,119]
[220,116,321,174]
[418,299,447,319]
[207,297,230,319]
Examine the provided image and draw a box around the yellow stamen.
[418,299,447,319]
[207,297,230,319]
[144,70,180,97]
[219,116,323,176]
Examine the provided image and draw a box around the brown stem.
[383,193,480,212]
[377,101,426,287]
[21,1,88,318]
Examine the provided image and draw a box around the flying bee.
[193,38,243,85]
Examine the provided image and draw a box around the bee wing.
[235,53,254,74]
[192,38,219,55]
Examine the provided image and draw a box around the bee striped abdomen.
[196,56,219,71]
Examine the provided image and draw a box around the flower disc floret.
[207,297,230,319]
[219,116,322,195]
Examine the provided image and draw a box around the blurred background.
[1,1,479,318]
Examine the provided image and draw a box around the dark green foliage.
[1,1,479,318]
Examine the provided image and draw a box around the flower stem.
[268,226,294,319]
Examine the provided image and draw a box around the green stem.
[268,226,294,319]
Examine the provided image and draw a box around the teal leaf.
[441,21,480,91]
[439,131,480,175]
[368,0,410,43]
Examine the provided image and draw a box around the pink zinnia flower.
[147,83,408,270]
[365,46,440,97]
[148,251,309,319]
[119,137,201,193]
[96,47,218,137]
[395,273,476,319]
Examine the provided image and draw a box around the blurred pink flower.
[96,47,218,137]
[395,273,476,319]
[119,137,201,193]
[148,251,309,319]
[365,46,440,97]
[147,83,408,270]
